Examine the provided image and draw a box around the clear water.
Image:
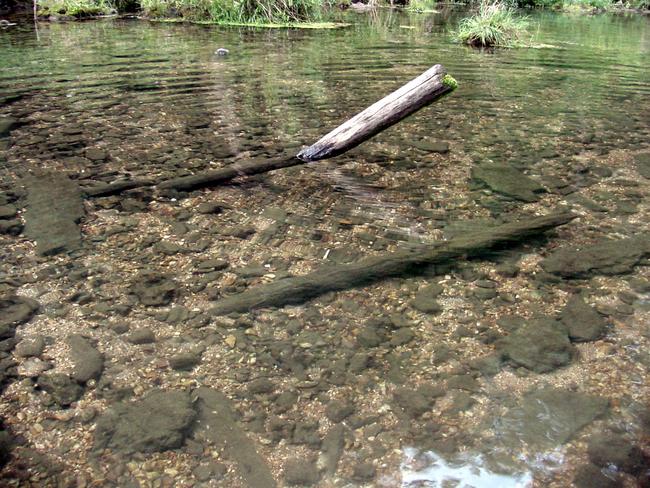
[0,8,649,488]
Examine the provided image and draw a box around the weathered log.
[82,64,456,196]
[209,211,575,315]
[298,64,457,162]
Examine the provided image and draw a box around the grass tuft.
[454,0,529,48]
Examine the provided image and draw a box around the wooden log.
[297,64,457,162]
[209,211,575,315]
[156,156,301,192]
[82,64,456,196]
[81,178,155,197]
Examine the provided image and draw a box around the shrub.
[454,0,529,47]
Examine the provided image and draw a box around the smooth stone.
[126,328,155,345]
[587,432,646,475]
[37,373,83,407]
[169,352,201,371]
[325,401,355,423]
[14,335,46,358]
[560,296,607,342]
[635,153,650,179]
[283,458,320,486]
[0,219,23,235]
[0,205,17,219]
[66,334,104,382]
[131,273,177,306]
[471,163,545,202]
[93,390,195,453]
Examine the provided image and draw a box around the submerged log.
[82,64,456,196]
[209,211,575,315]
[297,64,457,162]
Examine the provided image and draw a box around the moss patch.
[442,74,458,91]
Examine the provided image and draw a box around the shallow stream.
[0,8,649,488]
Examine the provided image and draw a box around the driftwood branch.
[81,65,456,196]
[209,211,575,315]
[298,64,456,162]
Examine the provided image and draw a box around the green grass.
[140,0,327,24]
[454,0,530,47]
[37,0,115,17]
[406,0,439,13]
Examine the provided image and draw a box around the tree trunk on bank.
[209,211,575,315]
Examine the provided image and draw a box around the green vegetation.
[140,0,326,24]
[37,0,115,17]
[454,0,529,47]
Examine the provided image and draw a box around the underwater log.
[209,210,575,315]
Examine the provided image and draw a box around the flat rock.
[499,317,574,373]
[94,390,195,453]
[24,172,84,256]
[66,334,104,383]
[499,388,609,449]
[560,296,607,342]
[542,235,650,278]
[471,164,545,202]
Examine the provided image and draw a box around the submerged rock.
[131,272,177,306]
[66,334,104,383]
[636,152,650,179]
[587,432,647,475]
[471,163,545,202]
[94,390,195,453]
[283,458,320,486]
[37,373,84,407]
[541,235,650,278]
[499,388,609,449]
[0,296,39,329]
[499,317,573,373]
[560,296,607,342]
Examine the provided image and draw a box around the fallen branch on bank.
[209,211,575,315]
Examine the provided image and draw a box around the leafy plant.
[454,0,529,47]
